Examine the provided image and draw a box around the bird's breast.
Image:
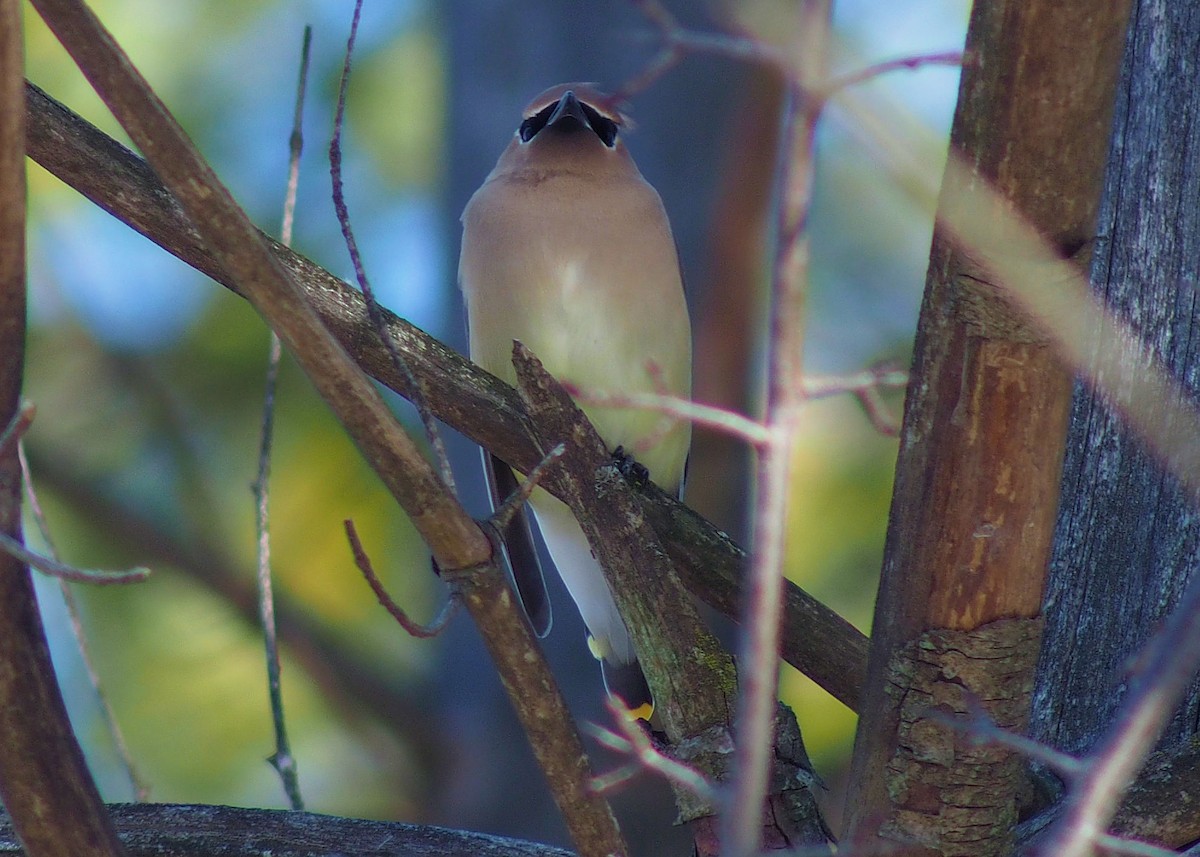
[461,170,692,487]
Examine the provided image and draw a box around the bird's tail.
[597,648,654,721]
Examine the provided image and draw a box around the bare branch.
[252,23,313,813]
[19,445,147,800]
[725,3,831,852]
[585,701,718,806]
[929,703,1084,779]
[21,78,869,713]
[801,367,908,399]
[1033,582,1200,856]
[0,400,32,461]
[619,0,790,101]
[0,0,128,851]
[329,0,455,493]
[0,533,148,584]
[344,519,458,639]
[565,385,772,448]
[1092,834,1182,857]
[821,51,966,97]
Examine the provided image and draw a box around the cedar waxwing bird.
[459,84,692,719]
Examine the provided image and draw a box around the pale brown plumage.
[459,84,691,715]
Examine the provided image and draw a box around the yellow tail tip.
[625,700,654,722]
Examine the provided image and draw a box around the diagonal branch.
[23,78,869,714]
[512,344,831,854]
[26,3,625,853]
[29,0,487,572]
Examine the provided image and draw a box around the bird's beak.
[546,90,590,132]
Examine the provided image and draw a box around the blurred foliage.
[780,393,902,770]
[22,0,442,819]
[25,291,436,817]
[15,0,969,846]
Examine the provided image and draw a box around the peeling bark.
[883,619,1043,856]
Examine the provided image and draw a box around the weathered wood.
[1030,0,1200,793]
[884,620,1042,857]
[845,1,1133,852]
[0,804,575,857]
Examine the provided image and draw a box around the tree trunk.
[1030,3,1200,846]
[845,2,1133,854]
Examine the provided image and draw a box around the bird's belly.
[471,253,690,488]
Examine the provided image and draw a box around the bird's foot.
[611,445,650,486]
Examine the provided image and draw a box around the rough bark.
[0,804,575,857]
[846,2,1133,852]
[1027,1,1200,846]
[1032,0,1200,755]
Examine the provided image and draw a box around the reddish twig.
[564,384,771,448]
[0,399,33,461]
[585,699,718,804]
[821,50,966,97]
[329,0,455,494]
[344,519,459,639]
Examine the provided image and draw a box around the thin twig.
[619,0,789,101]
[928,704,1084,779]
[626,1,960,108]
[614,0,687,103]
[564,386,772,447]
[724,2,831,852]
[584,701,718,805]
[490,442,565,532]
[0,399,33,460]
[1034,578,1200,856]
[801,367,908,398]
[806,367,908,433]
[252,24,312,813]
[330,0,455,493]
[0,532,148,584]
[821,51,966,97]
[855,386,902,436]
[1093,833,1185,857]
[344,519,459,638]
[569,367,908,448]
[19,444,147,800]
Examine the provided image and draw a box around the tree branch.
[23,78,868,713]
[25,5,624,853]
[0,1,126,853]
[0,804,576,857]
[512,345,832,854]
[844,0,1135,850]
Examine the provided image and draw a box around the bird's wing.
[483,448,553,638]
